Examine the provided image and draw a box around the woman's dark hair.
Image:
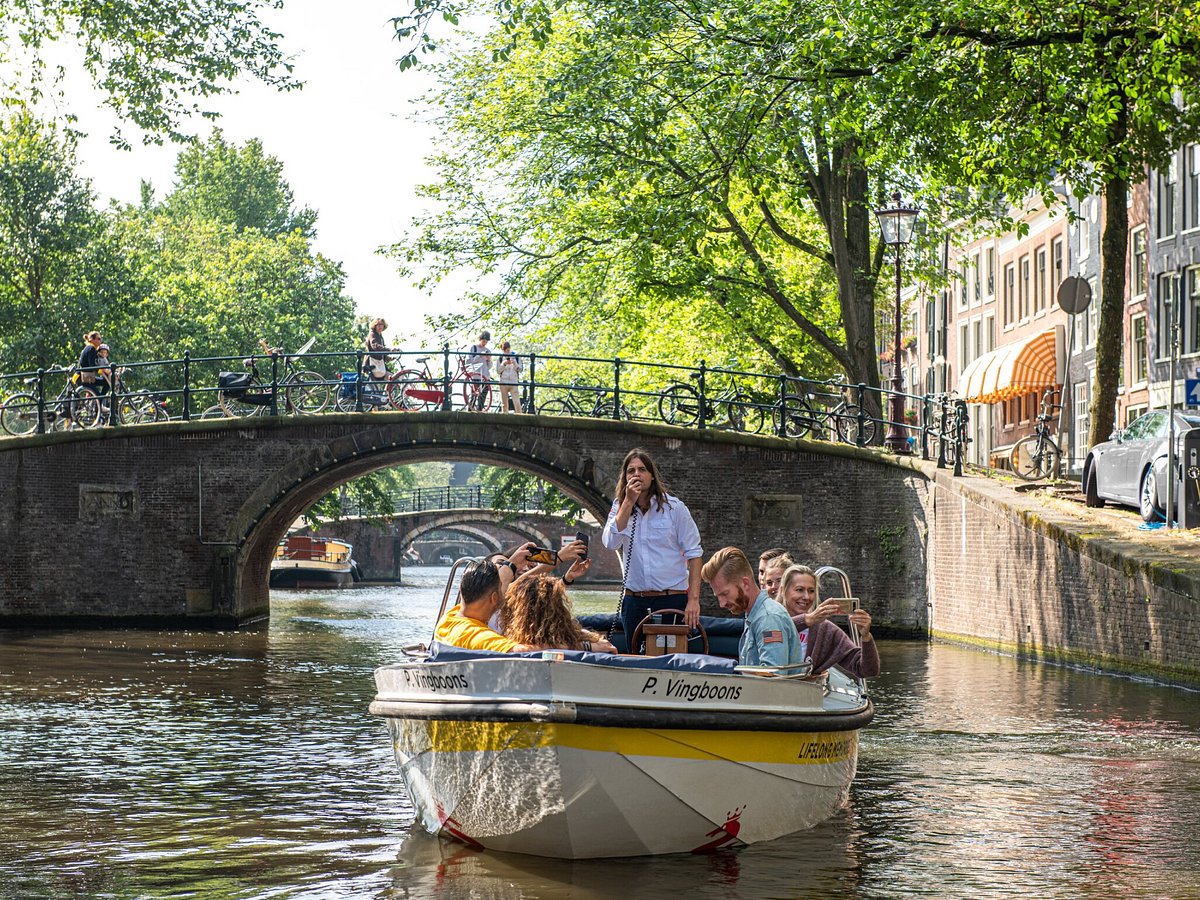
[501,573,587,650]
[459,559,500,605]
[614,447,669,512]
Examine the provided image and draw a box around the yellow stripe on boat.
[402,720,857,765]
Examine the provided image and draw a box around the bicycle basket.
[339,372,359,399]
[218,371,254,396]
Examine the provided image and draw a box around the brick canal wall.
[927,472,1200,686]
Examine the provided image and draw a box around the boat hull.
[383,716,858,858]
[268,563,354,589]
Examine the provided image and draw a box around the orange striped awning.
[957,327,1062,404]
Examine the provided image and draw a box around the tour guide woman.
[601,447,702,652]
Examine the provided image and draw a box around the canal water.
[2,567,1198,899]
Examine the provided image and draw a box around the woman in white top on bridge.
[601,447,703,653]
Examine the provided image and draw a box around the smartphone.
[575,531,589,560]
[829,597,859,615]
[527,546,559,566]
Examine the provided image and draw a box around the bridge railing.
[339,485,548,517]
[0,344,969,473]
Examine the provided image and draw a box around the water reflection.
[0,570,1198,898]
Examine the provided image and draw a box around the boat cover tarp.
[428,642,739,675]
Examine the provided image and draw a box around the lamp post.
[875,192,921,453]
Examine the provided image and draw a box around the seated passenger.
[757,547,788,585]
[702,547,803,668]
[501,572,616,653]
[779,564,880,678]
[435,558,537,653]
[761,552,795,601]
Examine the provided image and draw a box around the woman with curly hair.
[501,573,615,653]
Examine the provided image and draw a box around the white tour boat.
[269,535,359,588]
[370,563,873,859]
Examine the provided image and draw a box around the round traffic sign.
[1057,276,1093,314]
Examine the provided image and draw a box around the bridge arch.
[231,428,613,616]
[397,510,554,555]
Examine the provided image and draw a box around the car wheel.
[1139,465,1162,523]
[1083,461,1105,508]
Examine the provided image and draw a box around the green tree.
[797,0,1200,447]
[162,130,317,238]
[391,2,929,407]
[1,0,295,145]
[0,110,109,369]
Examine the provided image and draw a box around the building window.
[1085,278,1099,348]
[1186,145,1200,231]
[1132,314,1148,384]
[1051,236,1064,301]
[1158,158,1178,239]
[985,314,995,352]
[1004,263,1016,326]
[986,247,995,297]
[1131,227,1148,299]
[973,319,982,360]
[959,261,968,309]
[1156,273,1176,360]
[1035,246,1047,314]
[1075,381,1090,462]
[1080,199,1091,259]
[959,322,969,373]
[1019,254,1031,320]
[972,253,981,306]
[1126,404,1147,427]
[1187,267,1200,356]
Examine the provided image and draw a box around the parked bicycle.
[1010,388,1062,480]
[658,370,765,432]
[537,379,631,419]
[0,367,102,435]
[773,375,876,444]
[387,354,496,412]
[215,338,329,417]
[110,369,172,424]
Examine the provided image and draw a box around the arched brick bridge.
[0,411,932,627]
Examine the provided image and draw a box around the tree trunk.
[1088,175,1128,450]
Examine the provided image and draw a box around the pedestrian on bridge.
[496,340,522,413]
[601,447,703,652]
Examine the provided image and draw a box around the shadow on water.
[1,570,1198,898]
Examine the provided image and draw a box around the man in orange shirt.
[435,557,539,652]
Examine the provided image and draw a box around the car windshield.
[1181,414,1200,428]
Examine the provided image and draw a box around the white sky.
[51,0,473,348]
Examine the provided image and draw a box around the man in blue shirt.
[701,546,804,667]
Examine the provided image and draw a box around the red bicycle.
[388,355,496,412]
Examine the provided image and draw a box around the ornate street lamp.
[875,192,920,453]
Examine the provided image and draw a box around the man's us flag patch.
[763,629,783,644]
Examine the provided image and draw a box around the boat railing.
[431,556,482,645]
[812,564,867,693]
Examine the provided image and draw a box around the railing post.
[269,350,280,416]
[182,351,192,421]
[954,399,967,477]
[777,374,788,437]
[920,395,930,460]
[527,353,537,413]
[697,361,708,429]
[355,350,365,412]
[856,384,868,446]
[442,343,453,411]
[612,357,622,420]
[937,396,949,468]
[109,366,122,426]
[35,368,46,434]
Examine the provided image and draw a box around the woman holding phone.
[778,564,880,677]
[601,447,703,653]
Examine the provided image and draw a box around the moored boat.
[269,535,357,588]
[370,562,874,859]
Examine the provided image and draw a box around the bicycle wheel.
[220,391,266,418]
[932,432,957,467]
[72,388,103,429]
[537,397,575,417]
[727,391,765,434]
[0,392,39,435]
[771,394,815,438]
[658,383,700,426]
[460,376,489,411]
[1011,435,1059,480]
[834,405,877,445]
[387,370,428,411]
[199,404,228,419]
[287,371,329,413]
[593,398,633,420]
